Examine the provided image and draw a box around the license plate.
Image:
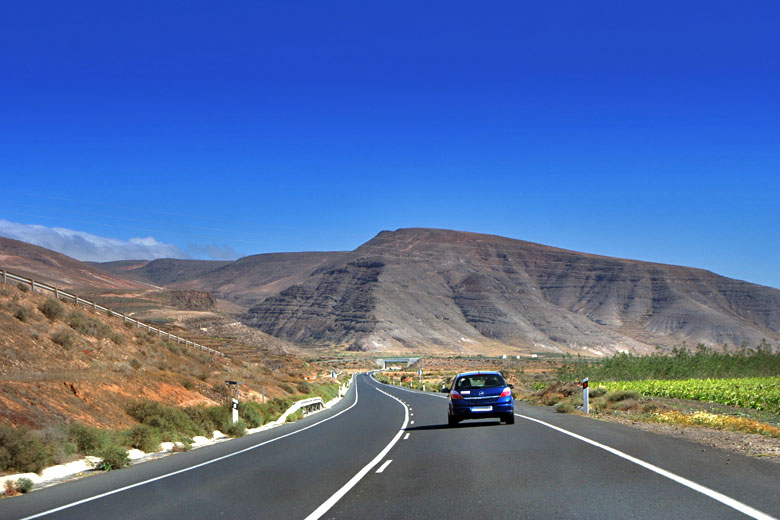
[471,406,492,412]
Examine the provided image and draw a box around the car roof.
[455,371,503,378]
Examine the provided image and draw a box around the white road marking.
[19,375,362,520]
[515,412,777,520]
[410,420,414,424]
[305,383,409,520]
[375,460,392,473]
[380,380,776,520]
[404,433,410,440]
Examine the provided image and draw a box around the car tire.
[502,413,515,425]
[448,415,459,427]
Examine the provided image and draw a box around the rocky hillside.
[242,228,780,354]
[0,281,316,429]
[0,237,151,291]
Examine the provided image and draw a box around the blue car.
[444,371,514,426]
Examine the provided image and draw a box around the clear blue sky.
[1,1,778,288]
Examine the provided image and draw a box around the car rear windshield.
[455,375,505,390]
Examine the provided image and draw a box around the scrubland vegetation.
[0,380,340,475]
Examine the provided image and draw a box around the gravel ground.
[594,402,780,464]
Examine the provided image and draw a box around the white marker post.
[582,377,589,414]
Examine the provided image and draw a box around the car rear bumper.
[449,400,514,420]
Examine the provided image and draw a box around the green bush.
[0,425,53,473]
[52,329,77,349]
[68,311,111,339]
[279,383,294,394]
[226,420,246,438]
[589,386,608,398]
[68,423,108,455]
[124,424,161,453]
[109,332,126,346]
[95,443,130,471]
[296,381,311,394]
[238,402,264,428]
[205,406,232,433]
[15,477,34,493]
[183,406,218,437]
[17,282,30,293]
[125,400,202,441]
[39,298,66,321]
[555,401,575,413]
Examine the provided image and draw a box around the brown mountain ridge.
[4,228,779,356]
[241,228,780,354]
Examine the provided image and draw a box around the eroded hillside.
[0,282,320,429]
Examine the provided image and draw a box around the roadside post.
[582,377,589,414]
[417,368,422,383]
[225,380,241,424]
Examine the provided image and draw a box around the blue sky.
[1,1,779,288]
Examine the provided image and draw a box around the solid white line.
[404,433,410,440]
[304,384,409,520]
[377,381,775,520]
[515,413,777,520]
[375,460,392,473]
[19,375,361,520]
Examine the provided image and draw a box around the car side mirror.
[440,387,449,393]
[508,384,514,389]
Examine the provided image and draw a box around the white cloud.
[0,219,185,262]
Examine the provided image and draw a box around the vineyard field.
[596,377,780,413]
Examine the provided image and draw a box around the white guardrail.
[0,267,225,357]
[272,379,352,424]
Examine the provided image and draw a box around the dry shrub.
[612,398,642,412]
[39,298,66,321]
[555,401,575,413]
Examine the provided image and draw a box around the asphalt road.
[2,373,779,520]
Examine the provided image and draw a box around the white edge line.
[19,374,361,520]
[304,384,409,520]
[375,460,392,473]
[370,375,776,520]
[515,413,777,520]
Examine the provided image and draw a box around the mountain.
[92,259,231,286]
[242,228,780,354]
[93,253,347,308]
[171,252,348,307]
[0,237,150,290]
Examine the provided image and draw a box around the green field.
[596,377,780,413]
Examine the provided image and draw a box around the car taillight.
[500,387,511,397]
[450,391,463,399]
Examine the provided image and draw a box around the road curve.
[1,373,779,520]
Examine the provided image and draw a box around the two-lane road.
[2,373,779,519]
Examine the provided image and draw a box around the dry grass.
[652,411,780,438]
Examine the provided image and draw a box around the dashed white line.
[19,374,362,520]
[410,420,414,425]
[404,433,410,440]
[375,460,393,473]
[305,383,409,520]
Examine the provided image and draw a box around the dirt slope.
[0,282,316,429]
